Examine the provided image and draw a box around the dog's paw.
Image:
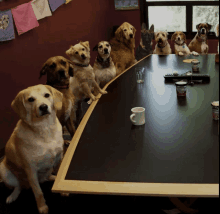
[64,140,70,146]
[192,51,199,56]
[87,99,93,105]
[178,52,184,56]
[101,90,107,94]
[6,195,15,204]
[61,193,70,197]
[38,205,49,214]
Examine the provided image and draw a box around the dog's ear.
[93,44,98,51]
[66,46,73,57]
[206,23,212,31]
[115,26,124,42]
[39,62,49,79]
[149,24,154,33]
[11,90,26,120]
[44,85,63,111]
[80,41,90,51]
[183,33,186,43]
[141,23,147,31]
[196,23,201,30]
[171,32,176,42]
[132,26,136,36]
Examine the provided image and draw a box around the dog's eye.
[50,63,56,68]
[44,93,50,98]
[75,51,78,54]
[106,44,109,47]
[131,28,133,30]
[28,97,35,102]
[82,48,85,51]
[162,34,165,37]
[124,29,127,31]
[99,45,103,49]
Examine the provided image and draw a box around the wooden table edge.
[52,54,219,197]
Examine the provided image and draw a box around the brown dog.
[0,85,64,214]
[171,31,199,56]
[188,23,212,54]
[110,22,137,76]
[39,56,77,139]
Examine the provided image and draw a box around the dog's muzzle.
[39,104,49,116]
[104,48,109,54]
[201,28,206,35]
[81,54,86,60]
[59,70,67,79]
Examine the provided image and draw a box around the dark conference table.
[52,54,219,198]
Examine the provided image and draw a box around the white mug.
[130,107,145,125]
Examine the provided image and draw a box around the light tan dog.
[110,22,137,76]
[188,23,212,54]
[87,41,116,104]
[0,84,64,214]
[153,31,172,55]
[39,56,77,139]
[66,41,107,123]
[171,31,199,56]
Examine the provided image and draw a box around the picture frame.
[114,0,139,11]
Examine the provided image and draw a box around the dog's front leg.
[66,115,76,138]
[81,82,97,101]
[24,166,48,214]
[93,81,107,95]
[75,100,83,126]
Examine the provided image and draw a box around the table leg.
[169,197,198,214]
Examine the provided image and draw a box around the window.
[141,0,219,39]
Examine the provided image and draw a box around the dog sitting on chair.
[86,41,116,105]
[153,31,172,55]
[66,41,108,124]
[188,23,212,54]
[136,23,154,61]
[110,22,137,76]
[0,85,65,214]
[39,56,77,141]
[171,31,199,56]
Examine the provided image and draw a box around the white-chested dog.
[171,31,199,56]
[153,31,172,55]
[87,41,116,104]
[0,84,66,214]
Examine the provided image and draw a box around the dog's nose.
[129,34,133,38]
[104,48,108,54]
[59,70,67,79]
[159,38,162,42]
[81,54,86,59]
[178,37,180,40]
[201,28,206,34]
[39,104,48,112]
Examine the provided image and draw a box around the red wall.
[0,0,141,150]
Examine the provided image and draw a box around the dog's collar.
[197,33,207,42]
[157,42,168,50]
[74,63,89,67]
[46,81,69,89]
[96,54,110,68]
[175,41,185,46]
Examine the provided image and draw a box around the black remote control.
[164,73,210,82]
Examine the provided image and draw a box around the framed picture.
[114,0,139,11]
